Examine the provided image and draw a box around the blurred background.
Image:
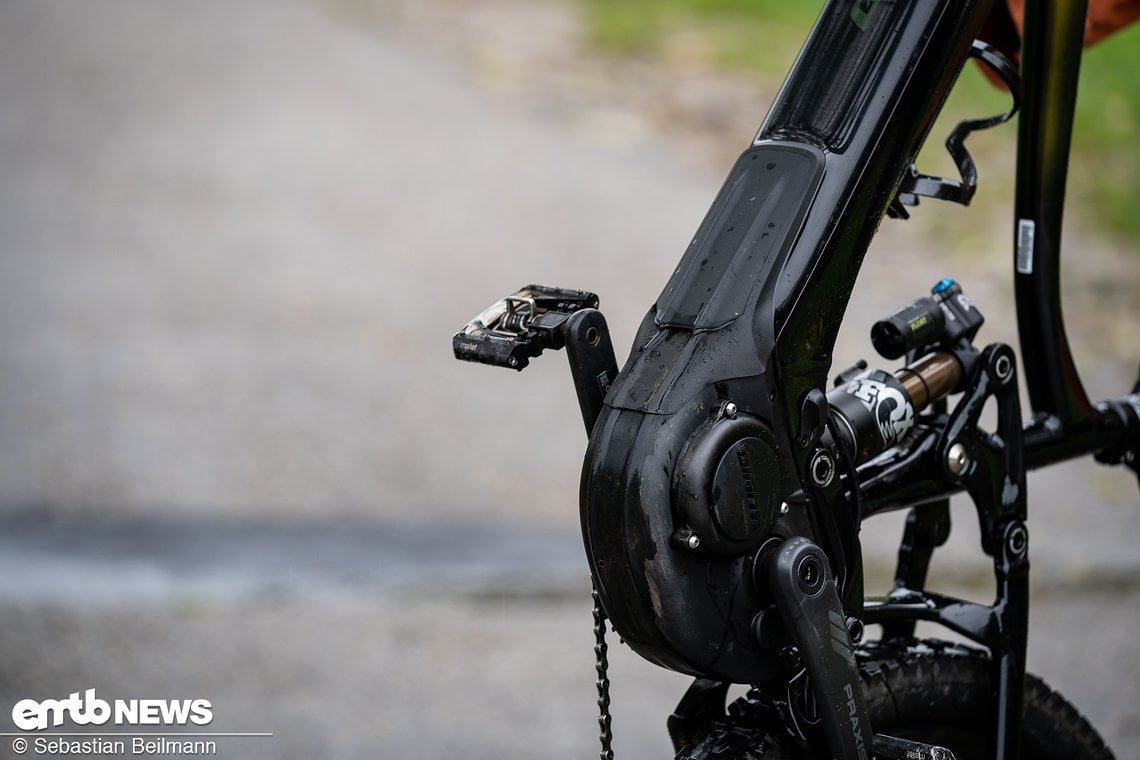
[0,0,1137,758]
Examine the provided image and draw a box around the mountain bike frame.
[453,1,1140,759]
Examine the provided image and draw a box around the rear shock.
[827,279,984,464]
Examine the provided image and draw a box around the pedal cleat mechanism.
[453,285,600,371]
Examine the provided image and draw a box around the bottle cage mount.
[889,39,1020,218]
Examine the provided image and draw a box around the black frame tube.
[1013,0,1092,424]
[858,0,1137,519]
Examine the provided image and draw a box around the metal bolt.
[1007,524,1028,558]
[946,442,970,477]
[796,555,823,594]
[723,401,738,418]
[993,354,1014,383]
[845,617,865,644]
[809,450,835,487]
[686,534,701,550]
[779,501,790,515]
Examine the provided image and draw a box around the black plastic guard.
[580,145,824,682]
[656,144,825,332]
[607,143,825,418]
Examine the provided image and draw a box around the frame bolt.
[946,442,970,477]
[779,501,790,515]
[686,534,701,550]
[1006,524,1029,558]
[809,450,835,487]
[845,616,865,644]
[992,353,1015,384]
[722,401,738,418]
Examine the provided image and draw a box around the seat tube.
[1013,0,1093,424]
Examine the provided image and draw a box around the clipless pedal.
[453,285,600,371]
[453,284,619,433]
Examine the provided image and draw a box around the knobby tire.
[676,639,1113,760]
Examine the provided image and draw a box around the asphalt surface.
[0,1,1137,758]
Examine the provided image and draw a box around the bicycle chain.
[591,581,614,760]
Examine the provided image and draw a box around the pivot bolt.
[946,442,970,477]
[686,534,701,550]
[809,450,835,487]
[1006,524,1029,558]
[992,353,1014,384]
[722,401,738,418]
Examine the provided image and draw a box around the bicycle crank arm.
[767,540,954,760]
[767,537,873,760]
